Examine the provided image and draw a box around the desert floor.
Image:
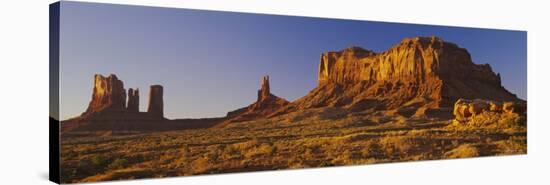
[59,107,526,183]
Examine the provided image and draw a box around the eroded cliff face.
[83,74,127,116]
[276,37,519,117]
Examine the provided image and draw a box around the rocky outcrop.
[147,85,164,117]
[451,98,526,129]
[453,99,526,121]
[127,88,139,112]
[246,76,289,117]
[503,101,527,114]
[223,75,289,124]
[275,36,521,118]
[83,74,164,118]
[62,74,167,133]
[83,74,127,116]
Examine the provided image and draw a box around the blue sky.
[59,1,527,120]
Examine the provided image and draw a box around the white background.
[0,0,548,184]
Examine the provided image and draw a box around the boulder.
[503,101,527,114]
[468,100,489,116]
[489,101,502,112]
[453,99,472,121]
[453,99,526,122]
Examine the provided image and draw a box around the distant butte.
[61,74,167,132]
[83,74,127,116]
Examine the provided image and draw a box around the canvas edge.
[49,1,61,184]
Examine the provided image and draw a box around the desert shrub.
[61,151,78,159]
[444,144,479,159]
[202,146,223,162]
[288,158,309,169]
[341,133,374,143]
[190,157,214,174]
[303,147,316,160]
[108,158,129,170]
[170,145,190,166]
[90,155,108,167]
[361,139,383,158]
[240,158,255,167]
[449,111,526,130]
[331,149,358,165]
[232,139,260,151]
[409,129,429,137]
[330,116,368,128]
[379,135,415,156]
[81,168,154,182]
[494,136,527,154]
[467,112,501,127]
[318,160,333,167]
[258,143,275,154]
[181,144,190,157]
[498,114,526,128]
[222,145,242,160]
[244,143,274,158]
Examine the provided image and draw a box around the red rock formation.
[224,75,289,124]
[258,76,271,102]
[147,85,164,117]
[127,88,139,112]
[83,74,126,116]
[275,36,520,118]
[452,98,526,128]
[62,75,169,133]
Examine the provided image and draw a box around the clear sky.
[58,1,527,120]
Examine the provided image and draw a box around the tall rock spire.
[224,75,289,125]
[258,75,271,101]
[127,88,139,112]
[147,85,164,118]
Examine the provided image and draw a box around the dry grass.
[60,107,526,183]
[444,144,480,159]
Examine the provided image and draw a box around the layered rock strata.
[274,36,521,118]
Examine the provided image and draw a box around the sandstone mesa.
[274,36,521,118]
